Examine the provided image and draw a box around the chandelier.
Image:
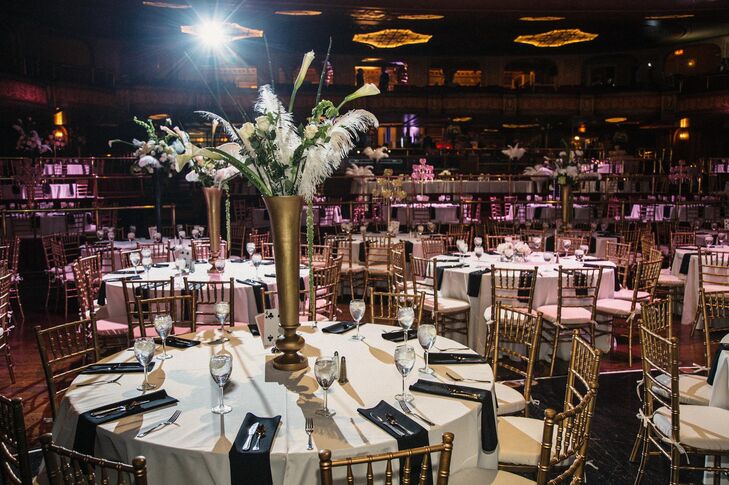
[353,29,432,48]
[514,28,597,47]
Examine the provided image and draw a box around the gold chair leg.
[669,447,680,485]
[633,426,650,485]
[549,324,561,377]
[628,319,633,368]
[629,426,644,463]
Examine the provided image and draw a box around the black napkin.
[427,353,486,365]
[73,390,177,455]
[534,207,542,220]
[154,336,200,348]
[230,259,246,263]
[707,344,729,385]
[322,321,362,334]
[152,263,169,268]
[589,237,596,254]
[194,259,208,264]
[381,329,417,342]
[517,272,533,303]
[237,279,270,313]
[410,379,497,453]
[81,362,156,374]
[435,263,466,288]
[97,276,143,306]
[111,269,141,275]
[467,269,490,297]
[545,235,554,252]
[248,323,260,336]
[260,261,275,266]
[358,241,369,262]
[679,252,698,275]
[229,413,281,485]
[582,263,620,291]
[357,401,431,485]
[404,240,414,262]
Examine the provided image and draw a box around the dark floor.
[1,274,721,484]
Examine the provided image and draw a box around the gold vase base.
[272,352,308,371]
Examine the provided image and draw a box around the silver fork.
[136,410,182,438]
[434,346,470,351]
[445,371,491,384]
[76,375,123,387]
[398,401,435,426]
[305,417,314,450]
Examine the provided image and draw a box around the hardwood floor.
[0,275,719,483]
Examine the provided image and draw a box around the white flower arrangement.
[109,117,184,176]
[514,241,531,258]
[496,242,515,259]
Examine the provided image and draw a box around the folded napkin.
[154,336,200,348]
[322,321,363,334]
[679,252,698,275]
[229,413,281,485]
[81,362,156,374]
[97,276,142,305]
[358,241,370,262]
[194,259,208,264]
[707,344,729,385]
[73,390,177,455]
[410,379,497,453]
[263,274,276,279]
[260,261,275,265]
[427,353,486,365]
[152,263,169,268]
[404,240,414,262]
[381,328,417,342]
[110,269,140,275]
[545,235,554,252]
[589,237,596,254]
[230,259,246,263]
[467,269,490,297]
[357,401,431,485]
[237,279,270,313]
[248,323,260,336]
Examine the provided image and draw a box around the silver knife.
[241,423,259,451]
[374,415,404,437]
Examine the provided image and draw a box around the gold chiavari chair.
[421,238,446,260]
[410,256,470,342]
[604,240,632,288]
[319,433,454,485]
[554,235,586,256]
[491,303,543,417]
[0,245,10,263]
[301,244,331,267]
[190,239,228,261]
[364,236,394,292]
[692,248,729,341]
[50,238,77,319]
[484,266,538,356]
[700,290,729,371]
[335,236,365,299]
[0,273,15,384]
[484,235,520,252]
[537,266,603,377]
[121,278,175,341]
[521,229,547,251]
[230,223,246,258]
[390,249,408,293]
[39,433,148,485]
[633,326,729,485]
[444,231,471,252]
[6,236,23,324]
[139,241,172,263]
[495,332,601,480]
[368,289,424,327]
[34,318,99,419]
[670,230,696,255]
[184,278,235,327]
[596,258,662,367]
[119,250,140,269]
[41,234,58,307]
[261,242,275,260]
[72,255,102,316]
[0,394,32,485]
[247,232,270,254]
[135,294,197,337]
[620,227,642,249]
[82,240,117,274]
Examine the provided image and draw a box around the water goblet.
[153,314,173,360]
[251,253,263,280]
[474,246,484,261]
[705,235,714,247]
[209,353,233,414]
[142,257,152,278]
[532,236,542,251]
[191,228,200,239]
[394,345,416,403]
[215,301,230,342]
[153,232,163,243]
[562,239,571,253]
[178,230,186,243]
[417,225,425,237]
[712,222,719,233]
[129,251,141,274]
[574,248,585,262]
[397,307,415,343]
[127,232,135,244]
[543,252,553,263]
[349,298,366,341]
[246,243,256,261]
[107,230,115,244]
[417,324,437,375]
[96,229,104,241]
[133,338,156,391]
[314,357,337,417]
[175,257,186,276]
[473,237,483,248]
[600,222,609,232]
[427,222,436,233]
[360,224,367,236]
[215,259,226,273]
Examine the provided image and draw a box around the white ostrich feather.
[194,111,242,144]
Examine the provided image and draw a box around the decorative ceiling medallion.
[645,14,694,20]
[452,117,472,122]
[502,123,540,129]
[142,1,190,8]
[351,9,389,21]
[353,29,432,48]
[181,22,263,42]
[519,16,565,21]
[605,117,627,123]
[397,14,444,20]
[274,10,322,16]
[514,28,597,47]
[361,57,384,62]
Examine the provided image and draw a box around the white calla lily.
[337,83,380,110]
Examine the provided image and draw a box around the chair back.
[34,318,99,418]
[184,278,235,326]
[421,238,445,260]
[138,242,171,263]
[410,257,438,309]
[626,259,662,305]
[489,266,538,316]
[604,241,632,287]
[309,257,342,320]
[445,232,470,252]
[369,289,424,327]
[301,244,332,267]
[318,433,454,485]
[121,278,175,340]
[135,294,197,337]
[641,297,673,337]
[230,223,246,258]
[191,239,227,261]
[697,248,729,292]
[700,290,729,342]
[521,230,547,251]
[484,235,519,251]
[39,433,148,485]
[364,236,393,268]
[391,249,408,293]
[0,395,32,485]
[72,255,102,318]
[555,267,603,322]
[555,235,586,256]
[247,232,270,253]
[334,236,357,269]
[670,231,695,252]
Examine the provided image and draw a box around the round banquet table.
[102,259,309,325]
[52,323,498,485]
[671,246,729,326]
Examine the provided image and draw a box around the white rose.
[185,171,199,182]
[503,247,515,258]
[239,122,255,139]
[255,116,271,132]
[304,124,318,140]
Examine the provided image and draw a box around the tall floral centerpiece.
[109,117,184,229]
[190,50,379,371]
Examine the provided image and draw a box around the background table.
[53,323,498,485]
[671,246,729,325]
[349,233,424,264]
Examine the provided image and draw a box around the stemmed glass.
[215,259,226,273]
[175,257,186,276]
[562,239,571,254]
[141,248,152,278]
[107,229,115,247]
[531,237,542,252]
[397,306,415,343]
[178,230,186,245]
[134,338,156,391]
[96,229,105,241]
[130,225,136,234]
[129,251,141,274]
[543,252,553,263]
[349,298,366,341]
[153,232,163,243]
[456,239,468,262]
[215,301,230,342]
[251,253,263,280]
[417,324,437,375]
[127,232,136,245]
[394,345,415,403]
[246,243,256,261]
[417,225,424,237]
[574,248,585,262]
[719,232,727,247]
[153,314,173,360]
[474,246,484,261]
[314,356,337,417]
[473,237,483,248]
[209,353,233,415]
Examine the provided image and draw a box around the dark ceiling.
[8,0,729,57]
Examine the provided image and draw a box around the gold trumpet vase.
[560,184,573,225]
[203,186,222,273]
[264,195,307,371]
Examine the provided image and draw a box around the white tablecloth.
[526,204,591,222]
[393,204,459,225]
[52,323,498,485]
[672,246,729,325]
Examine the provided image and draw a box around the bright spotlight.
[181,21,263,47]
[199,22,227,47]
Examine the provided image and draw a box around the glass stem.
[425,350,430,372]
[402,375,406,396]
[162,340,167,358]
[143,365,149,387]
[356,319,360,338]
[219,384,224,408]
[323,388,328,413]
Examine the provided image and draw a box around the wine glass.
[580,244,589,256]
[473,237,483,248]
[394,345,416,403]
[191,228,200,239]
[574,248,585,262]
[153,314,173,360]
[142,257,152,278]
[427,222,436,233]
[397,306,415,343]
[96,229,104,241]
[314,357,337,417]
[127,232,136,244]
[107,229,115,242]
[719,232,727,246]
[474,246,484,261]
[130,225,137,234]
[133,338,156,391]
[129,251,141,274]
[349,298,366,341]
[531,236,542,252]
[562,239,571,254]
[153,232,163,243]
[246,242,256,261]
[215,259,226,273]
[543,252,553,263]
[417,324,437,375]
[600,222,609,232]
[178,230,186,244]
[175,257,186,276]
[251,253,263,280]
[712,222,719,233]
[215,301,230,342]
[417,225,424,237]
[209,353,233,414]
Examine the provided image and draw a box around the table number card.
[724,219,729,230]
[262,308,281,348]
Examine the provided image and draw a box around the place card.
[261,308,281,348]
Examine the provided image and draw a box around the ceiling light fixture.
[605,117,627,123]
[645,14,694,20]
[353,29,432,48]
[514,28,597,47]
[142,1,191,8]
[452,117,472,123]
[351,9,389,21]
[361,57,384,62]
[181,21,263,46]
[502,123,540,129]
[397,14,444,20]
[147,113,171,120]
[274,10,322,16]
[519,16,565,21]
